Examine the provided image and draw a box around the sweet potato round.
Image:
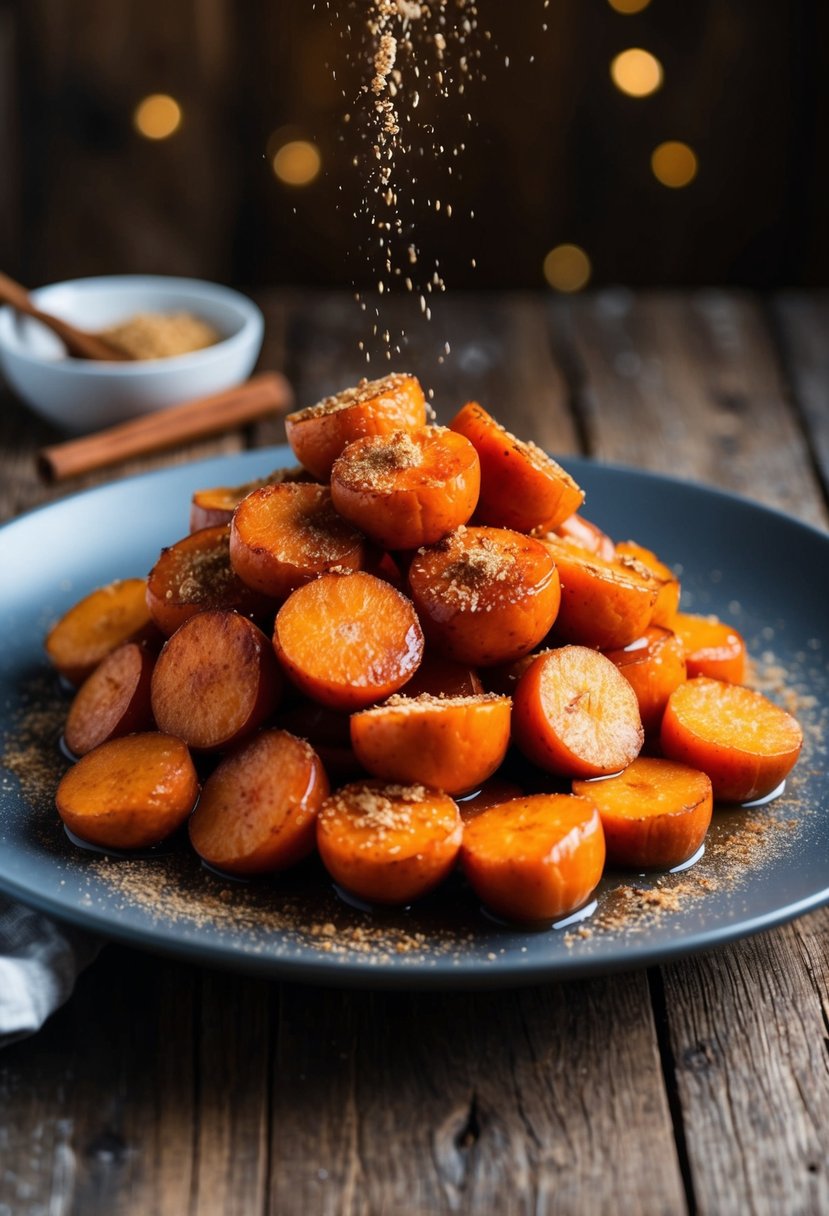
[46,578,157,686]
[64,642,155,757]
[151,610,282,750]
[56,732,198,850]
[189,729,329,875]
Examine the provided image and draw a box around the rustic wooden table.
[1,290,827,1216]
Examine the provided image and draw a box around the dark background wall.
[1,0,826,292]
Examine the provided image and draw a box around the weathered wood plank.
[559,288,829,1216]
[558,290,826,528]
[269,978,687,1216]
[771,293,829,502]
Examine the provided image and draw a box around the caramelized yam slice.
[660,677,802,803]
[316,781,462,905]
[554,513,616,561]
[151,610,282,750]
[350,692,511,795]
[540,537,660,649]
[188,729,329,875]
[147,525,272,637]
[64,642,155,757]
[673,611,747,684]
[285,373,427,480]
[46,578,157,686]
[408,526,561,666]
[190,466,312,532]
[512,645,643,778]
[449,401,583,531]
[615,540,680,628]
[273,571,424,711]
[230,482,366,599]
[56,733,198,850]
[573,757,713,870]
[460,793,605,923]
[330,427,480,549]
[604,625,687,736]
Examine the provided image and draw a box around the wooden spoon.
[0,271,132,361]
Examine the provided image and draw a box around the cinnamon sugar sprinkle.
[437,534,517,610]
[339,430,422,488]
[290,374,412,421]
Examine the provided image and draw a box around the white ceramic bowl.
[0,275,264,434]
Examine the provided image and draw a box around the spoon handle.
[0,270,129,361]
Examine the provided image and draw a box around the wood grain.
[559,288,829,1216]
[772,294,829,500]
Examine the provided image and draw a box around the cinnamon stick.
[38,371,294,482]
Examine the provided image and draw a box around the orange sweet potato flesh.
[188,729,329,876]
[56,732,198,850]
[151,610,282,750]
[285,373,428,480]
[540,537,660,649]
[460,793,605,923]
[615,541,680,628]
[316,781,462,905]
[408,526,561,666]
[399,651,483,698]
[350,693,511,795]
[273,571,424,711]
[604,625,687,736]
[673,612,747,684]
[46,578,158,686]
[512,645,644,778]
[189,467,312,532]
[330,427,480,549]
[64,642,155,757]
[146,525,273,637]
[230,482,366,600]
[660,676,803,803]
[554,513,616,561]
[449,401,583,532]
[573,757,713,870]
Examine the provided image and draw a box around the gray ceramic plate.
[1,448,827,988]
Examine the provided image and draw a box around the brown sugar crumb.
[172,541,235,602]
[440,536,517,611]
[381,691,503,710]
[290,374,413,421]
[101,312,220,360]
[339,430,422,489]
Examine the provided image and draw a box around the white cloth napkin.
[0,896,100,1046]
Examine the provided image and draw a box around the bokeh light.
[271,140,322,186]
[133,94,182,141]
[651,141,698,188]
[543,245,592,293]
[608,0,652,13]
[610,48,663,97]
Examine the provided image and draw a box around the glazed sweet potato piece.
[330,427,480,550]
[286,373,428,480]
[573,757,713,870]
[189,466,312,532]
[273,571,424,711]
[604,626,687,735]
[64,642,155,757]
[673,612,747,684]
[316,781,462,904]
[230,482,367,600]
[449,401,583,531]
[512,645,644,778]
[539,536,660,649]
[460,793,605,923]
[554,513,616,561]
[399,651,484,699]
[615,541,680,629]
[151,610,282,750]
[46,578,157,686]
[56,732,198,850]
[146,525,273,637]
[408,526,561,666]
[660,677,802,803]
[188,729,329,876]
[350,692,511,795]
